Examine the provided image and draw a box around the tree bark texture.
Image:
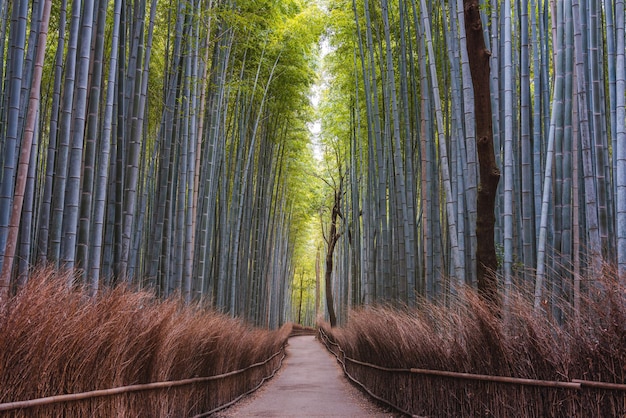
[464,0,500,306]
[325,187,342,327]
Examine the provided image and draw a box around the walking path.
[216,335,397,417]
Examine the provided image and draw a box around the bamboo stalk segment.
[409,368,581,389]
[572,379,626,391]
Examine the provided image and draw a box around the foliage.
[0,0,325,328]
[313,0,626,323]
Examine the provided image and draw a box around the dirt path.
[215,335,398,417]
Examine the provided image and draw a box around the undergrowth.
[322,271,626,417]
[0,267,291,417]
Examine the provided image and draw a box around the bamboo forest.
[0,0,625,325]
[2,0,626,416]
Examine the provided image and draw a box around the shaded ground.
[215,335,399,417]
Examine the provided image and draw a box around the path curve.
[215,335,397,417]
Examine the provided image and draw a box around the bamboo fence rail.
[319,327,415,416]
[0,344,286,415]
[318,327,626,416]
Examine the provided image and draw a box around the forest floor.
[215,335,400,417]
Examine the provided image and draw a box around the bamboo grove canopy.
[316,0,625,324]
[0,0,324,328]
[1,0,626,327]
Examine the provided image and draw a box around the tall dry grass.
[322,270,626,417]
[0,267,291,417]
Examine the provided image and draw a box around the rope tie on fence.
[0,343,287,413]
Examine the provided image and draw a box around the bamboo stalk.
[0,0,52,297]
[572,379,626,391]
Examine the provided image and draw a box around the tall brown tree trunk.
[315,247,321,320]
[464,0,501,307]
[325,186,342,327]
[298,269,304,324]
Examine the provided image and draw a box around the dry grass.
[321,270,626,417]
[289,323,317,337]
[0,267,291,417]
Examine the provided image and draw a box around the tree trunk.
[0,0,29,276]
[61,0,96,271]
[325,185,342,327]
[421,0,464,284]
[572,0,602,277]
[616,0,626,280]
[464,0,501,306]
[0,0,52,299]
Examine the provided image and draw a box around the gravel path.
[215,335,400,417]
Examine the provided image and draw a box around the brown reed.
[321,268,626,417]
[0,266,291,417]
